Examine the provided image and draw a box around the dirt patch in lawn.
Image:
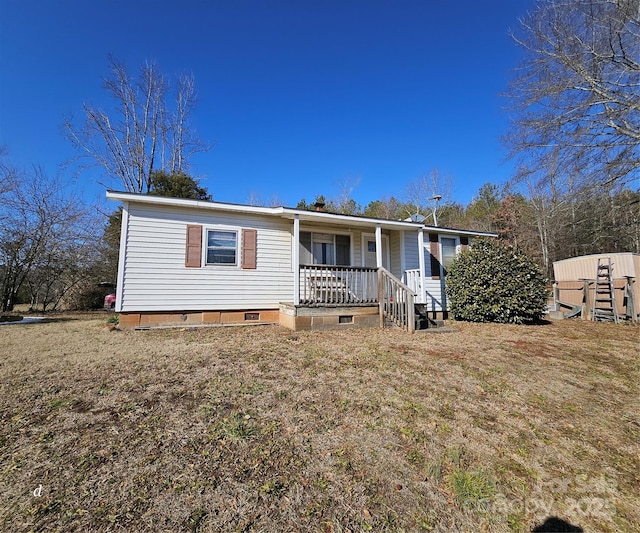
[1,316,638,532]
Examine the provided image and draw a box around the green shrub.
[445,238,547,324]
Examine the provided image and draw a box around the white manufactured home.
[107,192,495,331]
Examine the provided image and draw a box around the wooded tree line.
[295,180,639,279]
[1,0,638,311]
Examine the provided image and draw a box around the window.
[336,234,350,265]
[441,237,458,271]
[206,230,238,265]
[300,232,351,266]
[312,233,335,265]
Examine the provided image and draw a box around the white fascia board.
[104,191,495,236]
[106,190,284,216]
[105,191,421,230]
[278,208,421,231]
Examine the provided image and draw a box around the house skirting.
[118,309,280,329]
[117,306,447,331]
[278,303,379,331]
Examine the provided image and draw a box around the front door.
[362,233,389,269]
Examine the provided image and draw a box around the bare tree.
[246,191,284,207]
[64,56,210,193]
[404,169,453,222]
[506,0,640,191]
[0,147,17,199]
[0,165,98,311]
[330,177,361,215]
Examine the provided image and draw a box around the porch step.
[414,305,445,330]
[385,315,448,332]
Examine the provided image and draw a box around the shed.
[553,253,639,321]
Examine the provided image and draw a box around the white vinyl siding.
[120,204,293,312]
[403,231,420,270]
[402,230,444,311]
[351,230,364,266]
[389,231,402,278]
[423,279,445,312]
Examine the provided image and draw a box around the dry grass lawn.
[1,314,638,532]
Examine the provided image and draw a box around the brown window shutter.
[241,229,257,269]
[429,233,441,279]
[185,225,203,268]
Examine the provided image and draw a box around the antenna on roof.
[406,213,426,223]
[430,194,442,226]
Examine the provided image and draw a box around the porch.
[281,264,422,332]
[282,213,450,332]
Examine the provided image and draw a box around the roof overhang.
[106,190,280,216]
[106,191,497,237]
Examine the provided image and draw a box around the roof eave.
[106,190,284,216]
[105,190,497,236]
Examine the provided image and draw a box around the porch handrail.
[299,264,378,305]
[379,266,415,333]
[404,268,421,294]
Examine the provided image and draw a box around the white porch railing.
[404,269,422,301]
[298,265,417,332]
[299,265,378,305]
[379,267,415,333]
[404,269,446,311]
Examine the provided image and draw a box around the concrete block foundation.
[278,303,379,331]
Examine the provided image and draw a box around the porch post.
[375,224,383,268]
[293,215,300,306]
[417,228,426,305]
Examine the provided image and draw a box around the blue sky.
[0,0,534,210]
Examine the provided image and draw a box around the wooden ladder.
[592,258,619,323]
